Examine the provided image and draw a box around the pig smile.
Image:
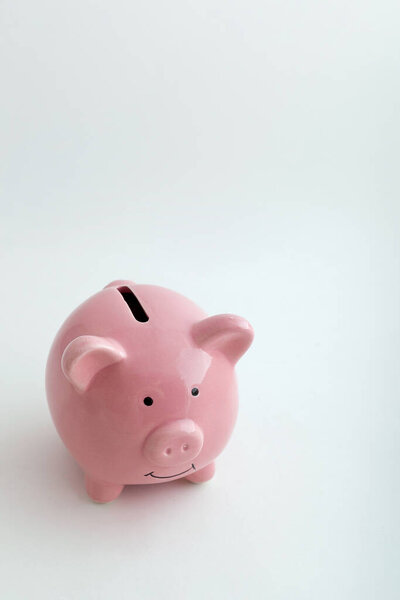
[144,464,196,479]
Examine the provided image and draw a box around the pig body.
[46,280,253,502]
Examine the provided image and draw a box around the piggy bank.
[46,280,254,503]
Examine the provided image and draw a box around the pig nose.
[143,419,203,467]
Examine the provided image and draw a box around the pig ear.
[192,314,254,364]
[61,336,126,393]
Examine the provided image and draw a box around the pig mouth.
[144,464,196,479]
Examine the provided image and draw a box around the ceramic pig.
[46,280,254,503]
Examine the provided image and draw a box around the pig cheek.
[103,396,141,435]
[191,363,238,459]
[86,373,142,435]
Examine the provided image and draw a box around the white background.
[1,1,399,598]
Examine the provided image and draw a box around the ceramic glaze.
[46,280,254,503]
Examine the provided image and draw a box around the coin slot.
[117,286,149,322]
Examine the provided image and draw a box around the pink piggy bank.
[46,280,254,503]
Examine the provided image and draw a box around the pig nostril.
[165,448,172,456]
[182,443,189,452]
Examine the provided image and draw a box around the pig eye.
[143,396,153,406]
[191,387,199,397]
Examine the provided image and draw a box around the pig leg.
[186,461,215,483]
[85,475,124,503]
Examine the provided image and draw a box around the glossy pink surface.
[46,280,254,502]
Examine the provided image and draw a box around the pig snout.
[143,419,203,467]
